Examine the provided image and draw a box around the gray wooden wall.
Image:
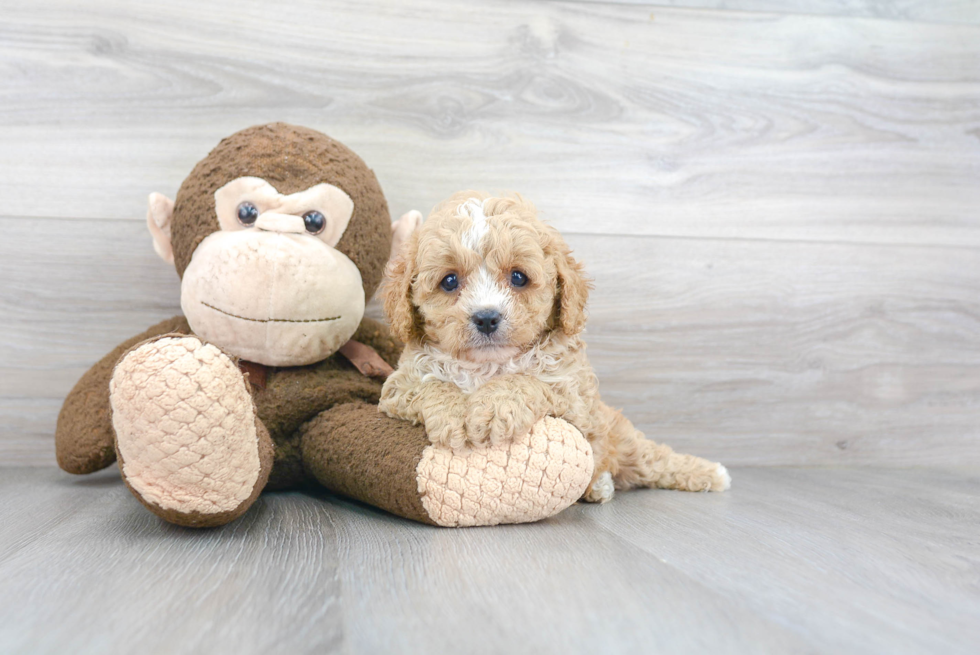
[2,0,978,467]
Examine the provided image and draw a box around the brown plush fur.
[299,401,437,525]
[171,123,391,298]
[56,315,192,474]
[379,192,730,501]
[55,124,443,527]
[57,314,404,486]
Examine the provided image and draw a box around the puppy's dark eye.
[303,211,326,235]
[510,270,529,287]
[237,202,259,226]
[440,273,459,292]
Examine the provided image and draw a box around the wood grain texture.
[1,466,977,654]
[580,234,980,466]
[0,1,978,246]
[1,0,979,467]
[568,0,980,25]
[0,468,344,654]
[584,466,980,654]
[3,2,978,653]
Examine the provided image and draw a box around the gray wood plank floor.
[1,466,977,654]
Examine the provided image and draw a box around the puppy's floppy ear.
[549,233,591,336]
[381,231,423,344]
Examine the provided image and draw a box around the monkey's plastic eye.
[303,211,326,235]
[510,270,529,287]
[237,202,259,226]
[440,273,459,292]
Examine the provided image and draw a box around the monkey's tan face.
[178,177,364,366]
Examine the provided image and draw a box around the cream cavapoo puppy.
[379,192,730,502]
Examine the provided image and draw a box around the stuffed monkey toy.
[55,123,594,528]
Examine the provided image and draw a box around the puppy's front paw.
[424,411,467,450]
[487,404,537,445]
[422,394,468,450]
[465,392,539,446]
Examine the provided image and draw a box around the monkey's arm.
[350,316,403,367]
[300,403,595,528]
[56,315,191,474]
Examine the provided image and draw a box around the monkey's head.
[146,123,392,367]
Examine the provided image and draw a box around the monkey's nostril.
[472,309,501,335]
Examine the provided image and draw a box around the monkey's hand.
[465,376,557,446]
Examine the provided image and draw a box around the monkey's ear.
[146,192,175,265]
[390,210,423,262]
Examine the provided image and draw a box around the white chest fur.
[410,340,573,395]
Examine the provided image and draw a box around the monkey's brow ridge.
[201,302,341,323]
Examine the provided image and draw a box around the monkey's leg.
[299,405,595,527]
[604,404,731,493]
[109,335,273,528]
[56,316,191,474]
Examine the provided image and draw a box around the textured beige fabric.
[109,337,262,514]
[213,177,355,248]
[146,192,175,264]
[416,416,594,527]
[180,229,365,367]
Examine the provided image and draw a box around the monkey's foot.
[416,416,595,527]
[109,335,273,527]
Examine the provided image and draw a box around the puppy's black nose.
[472,309,501,335]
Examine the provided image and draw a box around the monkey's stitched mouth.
[202,302,340,324]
